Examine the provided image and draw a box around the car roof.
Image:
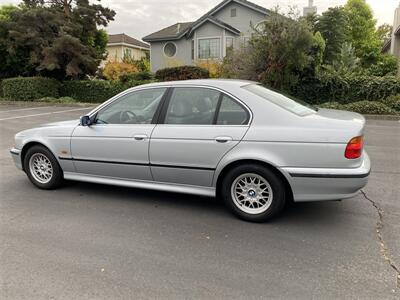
[135,79,257,90]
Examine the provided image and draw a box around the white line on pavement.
[0,107,94,121]
[0,106,53,113]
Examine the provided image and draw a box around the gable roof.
[108,33,149,49]
[187,16,241,37]
[143,0,269,42]
[142,22,194,42]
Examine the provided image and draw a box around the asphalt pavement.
[0,103,399,299]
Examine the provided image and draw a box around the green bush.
[2,77,60,101]
[0,80,3,97]
[318,101,397,115]
[119,71,154,83]
[292,74,400,104]
[60,79,154,103]
[345,101,396,115]
[381,95,400,111]
[155,66,209,81]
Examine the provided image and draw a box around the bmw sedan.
[10,79,370,222]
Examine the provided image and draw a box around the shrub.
[60,80,125,103]
[60,79,154,103]
[103,62,139,81]
[0,80,3,97]
[119,71,153,83]
[345,101,396,115]
[381,95,400,111]
[292,74,400,104]
[2,77,60,101]
[318,101,397,115]
[155,66,209,81]
[195,60,223,78]
[367,55,397,76]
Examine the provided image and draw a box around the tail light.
[345,136,364,159]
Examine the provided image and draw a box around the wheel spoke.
[231,173,273,215]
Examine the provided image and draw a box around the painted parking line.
[0,106,54,113]
[0,107,94,121]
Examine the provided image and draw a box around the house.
[105,33,149,63]
[142,0,270,72]
[382,3,400,61]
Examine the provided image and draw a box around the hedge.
[318,101,398,115]
[292,75,400,104]
[381,95,400,111]
[60,79,154,103]
[155,66,210,81]
[2,77,60,100]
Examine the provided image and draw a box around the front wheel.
[221,164,286,222]
[24,145,63,189]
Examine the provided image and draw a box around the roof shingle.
[108,33,149,49]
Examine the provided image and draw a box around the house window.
[124,48,132,58]
[164,42,177,57]
[198,38,220,59]
[231,8,237,17]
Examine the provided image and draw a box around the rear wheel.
[221,164,286,222]
[24,145,63,189]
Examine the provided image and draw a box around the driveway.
[0,103,399,299]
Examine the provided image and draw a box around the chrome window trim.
[87,84,253,126]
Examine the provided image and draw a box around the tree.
[344,0,380,66]
[222,9,315,91]
[376,24,393,45]
[0,0,115,79]
[315,7,349,64]
[332,42,360,73]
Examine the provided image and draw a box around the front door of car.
[70,87,167,180]
[149,87,251,187]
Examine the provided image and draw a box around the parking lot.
[0,103,399,299]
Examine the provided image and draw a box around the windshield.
[243,84,316,116]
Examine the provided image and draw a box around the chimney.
[303,0,317,16]
[177,23,181,34]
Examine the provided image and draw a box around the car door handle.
[215,136,233,143]
[133,134,148,141]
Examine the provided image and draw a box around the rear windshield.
[243,84,316,116]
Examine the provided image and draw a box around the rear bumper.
[282,151,371,202]
[10,148,23,170]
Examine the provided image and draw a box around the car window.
[217,95,249,125]
[243,84,315,116]
[164,87,219,125]
[95,88,167,124]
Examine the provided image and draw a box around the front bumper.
[10,148,23,170]
[282,151,371,202]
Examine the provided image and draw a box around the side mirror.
[80,115,92,126]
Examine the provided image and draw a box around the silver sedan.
[10,79,370,222]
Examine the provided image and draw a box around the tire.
[23,145,63,189]
[221,164,286,222]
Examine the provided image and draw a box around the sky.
[0,0,397,41]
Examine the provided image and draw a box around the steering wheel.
[120,110,138,123]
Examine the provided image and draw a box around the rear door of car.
[149,86,251,187]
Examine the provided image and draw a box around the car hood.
[40,119,80,127]
[15,119,79,140]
